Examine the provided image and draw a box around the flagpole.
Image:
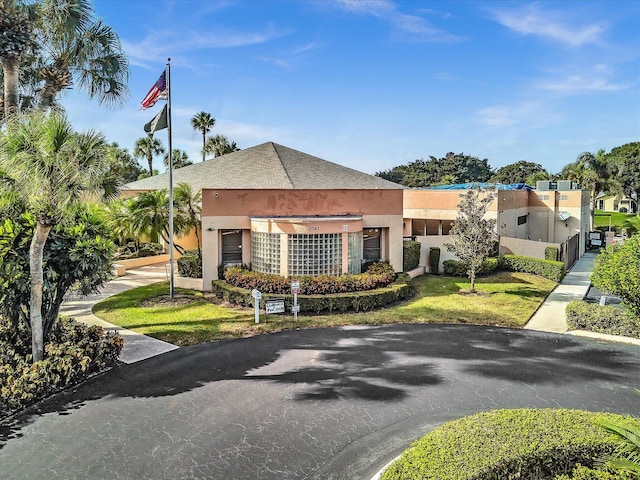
[166,58,175,299]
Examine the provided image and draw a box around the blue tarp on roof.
[427,182,533,191]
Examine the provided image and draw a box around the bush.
[381,409,636,480]
[546,246,559,261]
[498,254,565,282]
[403,240,421,272]
[566,301,639,338]
[429,247,440,274]
[177,249,202,278]
[554,464,629,479]
[443,258,498,277]
[212,273,412,313]
[590,235,640,318]
[116,242,163,259]
[0,317,122,418]
[223,262,397,295]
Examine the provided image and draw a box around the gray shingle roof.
[123,142,402,191]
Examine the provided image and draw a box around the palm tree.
[577,149,611,228]
[163,148,192,169]
[129,190,186,255]
[190,111,215,162]
[597,417,640,476]
[174,183,202,255]
[0,0,34,120]
[0,112,108,362]
[133,136,165,176]
[203,134,240,158]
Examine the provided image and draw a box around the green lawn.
[594,209,635,229]
[92,272,556,346]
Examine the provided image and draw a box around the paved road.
[1,324,639,480]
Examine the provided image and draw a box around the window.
[288,233,342,276]
[442,221,455,235]
[251,231,281,274]
[426,219,440,235]
[560,194,568,201]
[598,200,604,210]
[517,215,527,225]
[363,228,381,260]
[348,232,361,274]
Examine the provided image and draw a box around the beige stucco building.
[124,142,405,289]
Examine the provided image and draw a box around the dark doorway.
[221,230,242,264]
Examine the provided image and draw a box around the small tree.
[444,187,498,292]
[591,234,640,319]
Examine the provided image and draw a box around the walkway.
[1,324,638,479]
[59,263,178,364]
[525,252,640,346]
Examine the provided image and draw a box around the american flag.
[140,71,168,110]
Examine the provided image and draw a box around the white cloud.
[490,4,606,47]
[535,75,631,94]
[477,102,561,128]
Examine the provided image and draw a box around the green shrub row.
[1,317,122,418]
[177,249,202,278]
[498,254,566,282]
[554,464,628,480]
[429,247,440,274]
[566,301,639,338]
[442,258,499,277]
[116,242,163,260]
[403,240,421,272]
[212,273,412,313]
[223,262,397,295]
[546,246,559,261]
[381,409,635,480]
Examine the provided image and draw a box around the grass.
[92,271,556,346]
[594,209,636,229]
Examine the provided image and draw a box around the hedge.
[498,254,566,282]
[403,240,421,272]
[381,409,637,480]
[429,247,440,274]
[554,464,627,480]
[566,301,639,338]
[212,273,412,313]
[177,249,202,278]
[546,246,559,261]
[1,317,123,418]
[442,258,499,277]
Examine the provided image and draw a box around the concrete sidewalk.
[524,251,640,346]
[60,264,179,364]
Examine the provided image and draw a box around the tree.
[590,234,640,319]
[1,0,128,116]
[0,112,109,361]
[203,134,240,158]
[133,136,165,176]
[444,187,498,293]
[606,142,640,201]
[163,148,192,169]
[577,149,611,229]
[0,0,33,120]
[174,183,202,255]
[190,111,215,162]
[597,412,640,476]
[490,161,549,185]
[129,190,187,255]
[441,152,493,184]
[105,142,144,184]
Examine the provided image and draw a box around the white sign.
[265,299,285,314]
[291,305,300,313]
[291,280,300,293]
[251,289,262,300]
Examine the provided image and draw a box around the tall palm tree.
[133,136,165,176]
[203,134,240,158]
[0,0,34,120]
[163,148,192,169]
[129,190,186,255]
[34,0,129,111]
[0,112,108,362]
[190,111,215,162]
[174,182,202,255]
[577,149,610,228]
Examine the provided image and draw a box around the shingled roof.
[123,142,402,191]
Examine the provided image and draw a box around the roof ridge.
[271,143,295,188]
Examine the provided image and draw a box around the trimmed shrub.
[0,317,122,418]
[566,301,639,338]
[177,249,202,278]
[212,273,412,313]
[546,246,559,261]
[403,240,421,272]
[443,258,499,277]
[554,464,630,479]
[429,247,440,274]
[498,254,565,282]
[381,409,636,480]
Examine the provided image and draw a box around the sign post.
[291,280,300,323]
[251,289,261,324]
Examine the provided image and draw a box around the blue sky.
[64,0,640,176]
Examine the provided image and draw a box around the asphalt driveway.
[1,324,639,479]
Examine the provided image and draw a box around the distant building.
[595,194,638,214]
